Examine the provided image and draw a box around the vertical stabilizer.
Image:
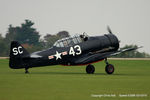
[9,41,29,69]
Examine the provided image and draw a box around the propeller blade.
[107,26,113,34]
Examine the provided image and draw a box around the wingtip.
[138,46,143,49]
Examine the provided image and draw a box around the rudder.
[9,41,30,69]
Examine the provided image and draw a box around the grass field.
[0,59,150,100]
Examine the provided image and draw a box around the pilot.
[80,34,88,41]
[63,41,68,47]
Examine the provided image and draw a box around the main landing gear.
[105,58,114,74]
[85,58,114,74]
[86,64,95,74]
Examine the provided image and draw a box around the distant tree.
[114,45,150,58]
[57,31,70,38]
[44,34,60,48]
[44,31,70,48]
[5,20,40,45]
[4,19,43,54]
[5,25,17,43]
[0,34,3,40]
[0,34,7,56]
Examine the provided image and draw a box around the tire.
[105,64,114,74]
[86,64,95,74]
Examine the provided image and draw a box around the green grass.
[0,59,150,100]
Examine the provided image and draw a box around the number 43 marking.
[69,45,82,56]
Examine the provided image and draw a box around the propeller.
[107,26,113,34]
[107,26,121,43]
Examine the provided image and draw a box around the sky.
[0,0,150,53]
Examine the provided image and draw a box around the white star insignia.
[54,51,62,60]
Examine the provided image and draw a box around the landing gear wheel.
[105,64,114,74]
[86,64,95,74]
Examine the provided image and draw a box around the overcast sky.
[0,0,150,53]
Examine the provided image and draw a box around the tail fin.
[9,41,30,69]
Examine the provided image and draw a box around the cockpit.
[53,34,88,47]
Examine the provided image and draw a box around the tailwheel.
[25,68,29,74]
[86,64,95,74]
[105,64,114,74]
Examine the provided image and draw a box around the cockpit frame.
[53,35,83,47]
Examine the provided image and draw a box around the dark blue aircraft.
[9,27,139,74]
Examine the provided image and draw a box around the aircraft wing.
[74,47,141,65]
[109,46,142,56]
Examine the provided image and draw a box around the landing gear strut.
[105,58,114,74]
[86,64,95,74]
[25,68,29,74]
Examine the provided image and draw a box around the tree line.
[0,19,149,58]
[0,20,69,56]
